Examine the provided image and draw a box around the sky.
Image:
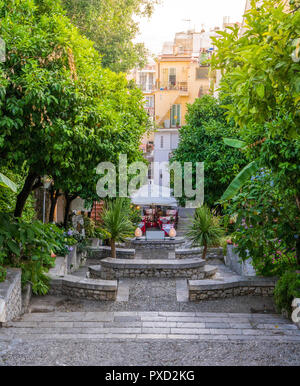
[134,0,247,55]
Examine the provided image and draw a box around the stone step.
[203,265,218,278]
[2,311,299,342]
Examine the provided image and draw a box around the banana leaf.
[219,161,259,202]
[223,138,247,149]
[0,172,17,192]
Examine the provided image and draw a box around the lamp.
[169,228,176,239]
[135,227,142,239]
[41,176,53,223]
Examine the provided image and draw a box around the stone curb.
[100,257,206,269]
[188,276,277,301]
[48,274,118,301]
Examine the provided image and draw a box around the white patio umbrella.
[130,181,178,207]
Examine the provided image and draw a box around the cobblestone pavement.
[35,260,276,314]
[1,259,299,366]
[1,311,300,366]
[1,340,300,366]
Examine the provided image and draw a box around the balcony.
[157,82,189,95]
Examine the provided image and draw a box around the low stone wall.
[175,247,224,260]
[130,238,185,251]
[175,248,202,259]
[206,247,224,261]
[86,246,135,260]
[0,268,22,323]
[49,274,117,301]
[188,277,276,301]
[90,258,211,280]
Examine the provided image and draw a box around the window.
[171,104,181,127]
[196,67,209,80]
[145,96,154,108]
[169,68,176,87]
[139,72,147,90]
[160,136,164,149]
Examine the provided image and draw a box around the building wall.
[154,60,210,127]
[153,129,179,186]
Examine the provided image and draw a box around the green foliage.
[83,216,97,239]
[0,168,36,222]
[129,205,142,227]
[0,214,75,294]
[210,0,300,297]
[186,205,224,260]
[62,0,159,73]
[274,271,300,314]
[170,95,247,206]
[100,198,135,258]
[220,161,259,202]
[0,172,17,192]
[226,170,299,276]
[0,0,149,218]
[211,0,300,139]
[0,266,6,283]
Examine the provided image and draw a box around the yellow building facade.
[154,58,210,129]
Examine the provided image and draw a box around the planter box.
[66,244,87,274]
[0,268,22,323]
[225,245,256,276]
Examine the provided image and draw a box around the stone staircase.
[176,217,191,237]
[1,311,299,342]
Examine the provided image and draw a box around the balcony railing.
[157,82,188,93]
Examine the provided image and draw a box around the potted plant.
[186,205,224,260]
[100,199,135,258]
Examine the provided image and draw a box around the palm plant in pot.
[100,198,135,258]
[186,205,224,260]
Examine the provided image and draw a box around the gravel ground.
[1,340,299,366]
[30,277,276,314]
[30,259,276,314]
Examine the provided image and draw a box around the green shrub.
[186,205,224,260]
[83,217,97,239]
[274,271,300,314]
[0,213,76,294]
[0,266,6,283]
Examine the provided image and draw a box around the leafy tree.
[186,205,224,260]
[211,0,300,139]
[170,95,247,207]
[0,168,36,222]
[100,198,135,258]
[0,0,148,219]
[211,0,300,261]
[225,169,300,271]
[62,0,159,72]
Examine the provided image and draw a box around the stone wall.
[130,238,185,252]
[189,277,276,301]
[225,245,256,276]
[86,246,135,260]
[176,247,224,261]
[90,258,211,280]
[292,298,300,330]
[0,268,22,323]
[49,274,117,301]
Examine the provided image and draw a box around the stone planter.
[66,245,80,273]
[87,238,100,247]
[0,268,22,323]
[292,297,300,330]
[225,245,256,276]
